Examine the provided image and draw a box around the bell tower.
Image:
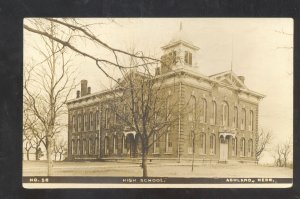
[160,22,200,74]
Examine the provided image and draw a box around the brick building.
[67,27,264,163]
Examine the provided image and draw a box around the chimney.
[87,87,91,94]
[76,90,80,98]
[238,76,245,83]
[81,80,88,96]
[155,67,161,76]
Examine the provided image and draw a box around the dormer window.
[184,51,192,65]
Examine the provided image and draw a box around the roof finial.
[180,21,183,31]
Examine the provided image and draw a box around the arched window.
[123,105,127,121]
[104,136,109,155]
[240,138,246,157]
[202,99,207,123]
[95,138,98,155]
[210,134,216,154]
[250,110,254,131]
[248,139,253,157]
[71,139,75,155]
[96,111,100,130]
[190,96,196,125]
[77,139,80,155]
[166,96,171,120]
[188,131,194,154]
[105,108,109,129]
[232,138,237,156]
[234,106,238,128]
[122,135,126,154]
[113,136,117,154]
[241,108,246,130]
[88,139,91,154]
[222,102,229,126]
[212,101,217,125]
[83,113,87,131]
[165,130,172,153]
[89,112,93,131]
[72,115,76,132]
[199,133,206,154]
[78,114,82,132]
[153,133,160,154]
[82,139,87,155]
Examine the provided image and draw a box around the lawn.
[23,160,292,178]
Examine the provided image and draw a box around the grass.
[23,160,292,178]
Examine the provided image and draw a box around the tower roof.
[161,22,199,50]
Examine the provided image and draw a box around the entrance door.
[219,138,228,161]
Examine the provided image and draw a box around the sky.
[24,18,293,163]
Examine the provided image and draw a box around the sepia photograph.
[22,18,293,188]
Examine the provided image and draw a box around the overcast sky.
[24,18,293,163]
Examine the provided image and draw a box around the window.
[88,139,92,154]
[83,113,87,131]
[232,138,237,156]
[202,99,207,123]
[184,51,192,65]
[82,139,87,155]
[248,139,253,157]
[212,101,217,125]
[89,112,93,131]
[72,115,76,132]
[199,133,206,154]
[104,136,109,155]
[95,138,98,155]
[122,135,126,154]
[168,51,177,64]
[114,112,117,125]
[77,139,80,155]
[165,131,172,153]
[71,140,75,155]
[113,136,117,154]
[240,138,246,157]
[234,106,238,128]
[241,108,246,130]
[105,108,109,129]
[210,134,216,154]
[123,105,128,122]
[222,102,229,126]
[96,111,100,130]
[189,96,196,126]
[78,114,82,132]
[188,131,194,154]
[153,133,160,154]
[166,96,171,120]
[250,110,254,131]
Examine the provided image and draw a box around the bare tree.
[104,50,191,177]
[255,129,272,163]
[24,21,77,176]
[53,138,68,161]
[272,139,292,167]
[23,18,160,82]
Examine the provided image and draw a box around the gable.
[210,71,248,90]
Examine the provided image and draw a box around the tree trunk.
[35,149,38,160]
[47,134,53,176]
[59,153,62,161]
[142,152,148,177]
[26,150,30,160]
